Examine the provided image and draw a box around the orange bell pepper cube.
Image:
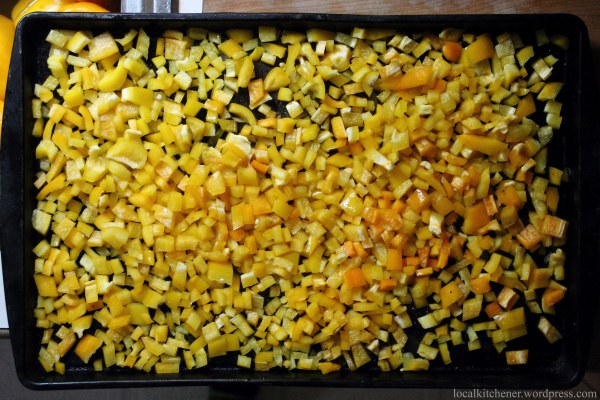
[515,94,536,120]
[343,241,357,257]
[470,275,491,294]
[250,159,269,174]
[379,278,398,292]
[344,268,367,289]
[407,188,432,213]
[484,301,503,318]
[442,41,463,63]
[432,78,447,92]
[462,201,491,235]
[229,228,247,242]
[353,242,368,259]
[386,248,403,271]
[252,196,272,215]
[440,281,463,309]
[418,246,430,268]
[437,237,450,269]
[517,224,544,250]
[541,287,565,309]
[379,65,433,91]
[540,215,568,239]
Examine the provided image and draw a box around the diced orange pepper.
[192,186,208,209]
[546,187,559,214]
[440,281,463,308]
[252,196,272,215]
[437,237,450,269]
[353,242,368,259]
[379,278,398,292]
[432,78,447,92]
[390,233,408,249]
[396,65,433,90]
[257,117,277,128]
[483,195,498,216]
[391,199,406,213]
[541,215,568,239]
[517,224,543,250]
[442,41,463,63]
[370,223,385,237]
[515,94,536,120]
[415,137,437,158]
[244,235,257,254]
[500,185,523,208]
[229,228,247,242]
[219,191,231,208]
[348,142,363,156]
[379,191,394,208]
[407,189,431,213]
[318,361,342,374]
[344,268,367,288]
[379,209,402,229]
[386,248,403,270]
[363,207,380,225]
[380,65,433,91]
[343,241,357,257]
[416,267,433,277]
[323,95,348,109]
[542,287,565,309]
[484,301,503,318]
[250,159,269,174]
[405,256,420,266]
[470,275,491,294]
[248,79,265,108]
[440,175,454,198]
[402,265,416,278]
[462,201,490,235]
[287,207,300,221]
[418,246,430,268]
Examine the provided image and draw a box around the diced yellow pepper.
[463,35,495,65]
[122,87,155,108]
[88,32,120,62]
[74,334,103,363]
[98,64,128,93]
[34,274,59,297]
[207,262,233,285]
[440,281,463,309]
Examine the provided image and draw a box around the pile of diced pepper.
[31,25,568,374]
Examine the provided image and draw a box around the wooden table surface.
[203,0,600,87]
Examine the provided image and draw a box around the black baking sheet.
[0,12,598,390]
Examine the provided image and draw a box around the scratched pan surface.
[1,12,598,390]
